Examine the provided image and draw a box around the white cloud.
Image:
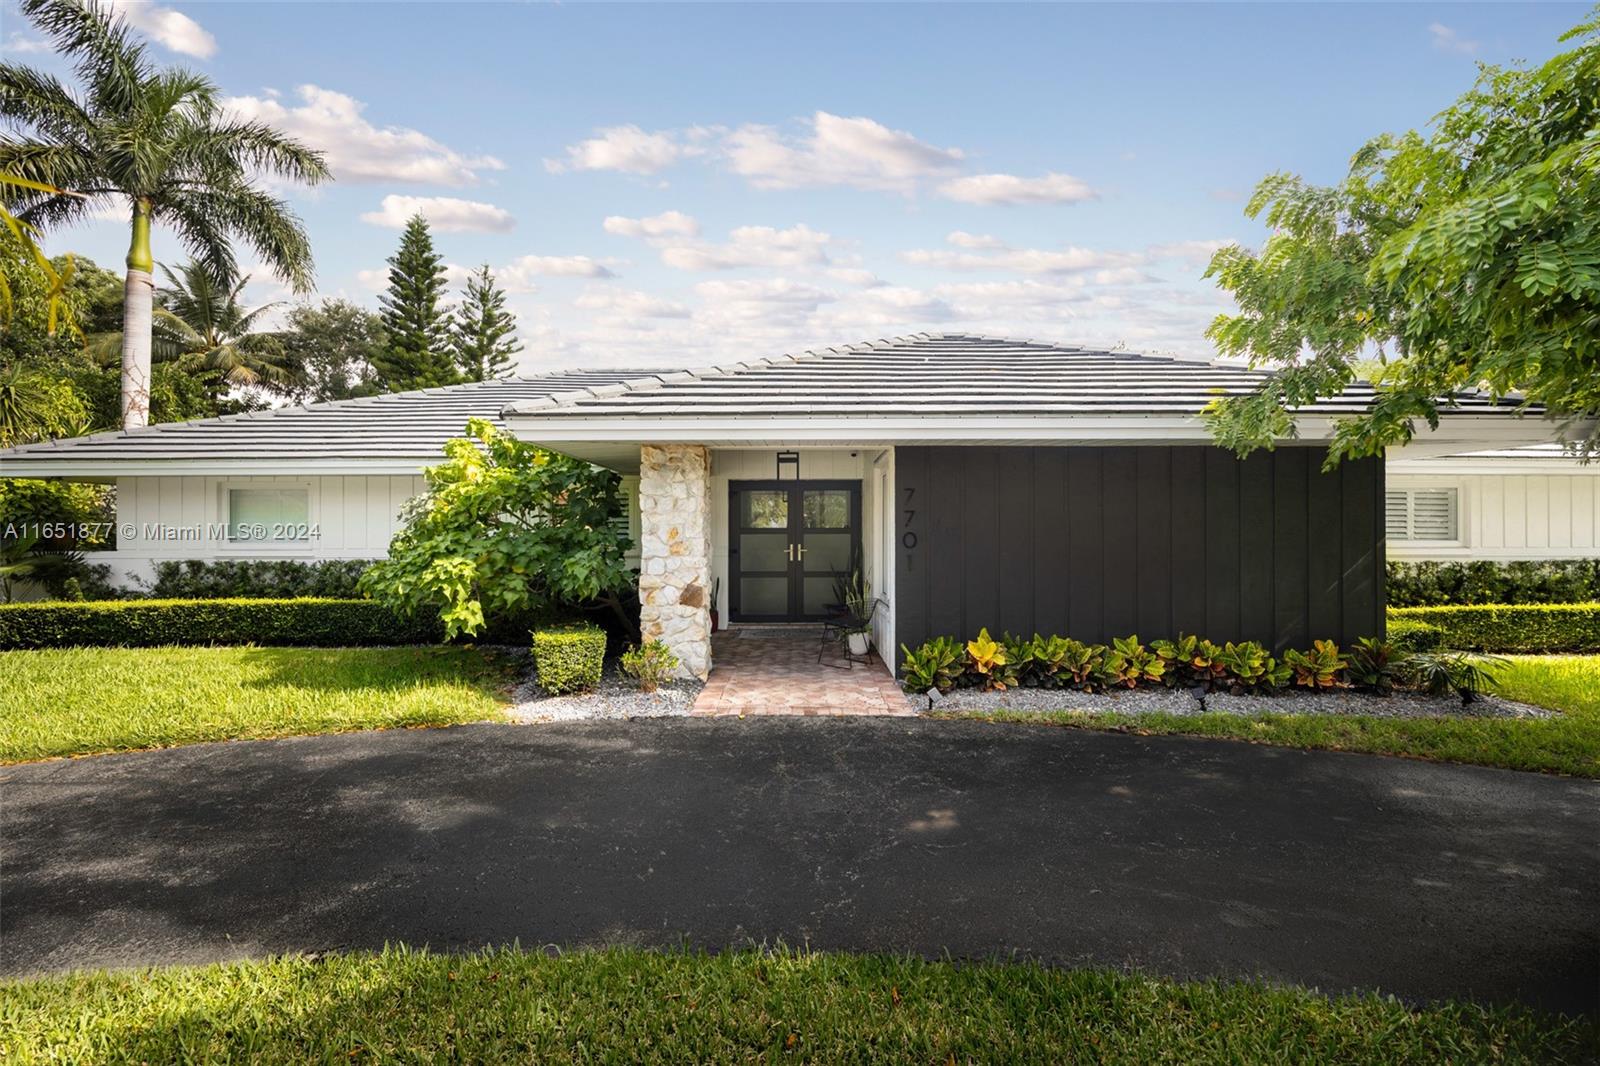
[1428,22,1480,55]
[545,125,704,175]
[694,277,836,310]
[3,32,52,54]
[937,171,1097,205]
[223,85,505,186]
[107,0,216,58]
[500,255,615,289]
[946,231,1008,250]
[1146,238,1232,267]
[724,111,964,193]
[661,224,831,272]
[360,194,515,234]
[602,210,700,240]
[826,267,884,287]
[574,287,690,318]
[901,245,1142,274]
[354,268,388,292]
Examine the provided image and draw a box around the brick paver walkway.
[691,627,916,717]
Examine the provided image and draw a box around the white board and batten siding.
[99,472,644,590]
[100,473,427,587]
[1387,471,1600,561]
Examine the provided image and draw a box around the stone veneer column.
[637,443,713,679]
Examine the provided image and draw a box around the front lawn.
[0,646,516,764]
[1,947,1590,1064]
[934,655,1600,778]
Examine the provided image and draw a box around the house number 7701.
[901,487,918,551]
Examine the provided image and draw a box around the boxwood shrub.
[1387,559,1600,606]
[533,623,607,694]
[1385,616,1445,653]
[1387,604,1600,653]
[0,598,442,650]
[144,559,374,599]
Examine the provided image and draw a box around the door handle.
[786,543,808,562]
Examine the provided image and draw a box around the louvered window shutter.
[1385,488,1458,541]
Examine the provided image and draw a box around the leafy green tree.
[87,262,296,393]
[1203,10,1600,465]
[0,248,121,349]
[373,214,458,391]
[451,264,521,382]
[0,362,89,444]
[359,419,636,639]
[0,0,328,429]
[269,299,386,404]
[0,172,82,337]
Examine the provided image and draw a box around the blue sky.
[2,1,1587,370]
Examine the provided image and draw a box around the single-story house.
[0,332,1568,677]
[0,369,665,591]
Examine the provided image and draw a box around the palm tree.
[0,0,328,428]
[88,261,297,390]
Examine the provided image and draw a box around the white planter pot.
[847,631,871,657]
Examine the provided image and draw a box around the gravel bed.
[922,685,1555,720]
[925,687,1202,715]
[508,659,701,721]
[1204,689,1554,720]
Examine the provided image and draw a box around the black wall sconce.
[776,451,800,480]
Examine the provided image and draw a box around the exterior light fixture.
[776,451,800,480]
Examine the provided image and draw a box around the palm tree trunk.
[121,199,154,429]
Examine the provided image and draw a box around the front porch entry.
[691,627,913,716]
[728,480,860,623]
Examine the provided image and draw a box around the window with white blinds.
[1385,488,1459,542]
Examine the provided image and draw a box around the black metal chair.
[818,597,883,668]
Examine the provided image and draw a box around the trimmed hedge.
[1387,559,1600,607]
[1386,617,1445,653]
[532,623,607,694]
[0,598,443,650]
[145,559,374,599]
[1388,604,1600,653]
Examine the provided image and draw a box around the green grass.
[934,655,1600,778]
[0,645,517,764]
[0,947,1591,1065]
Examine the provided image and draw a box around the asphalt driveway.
[3,718,1596,1014]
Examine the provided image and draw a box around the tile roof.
[0,369,666,466]
[504,333,1516,420]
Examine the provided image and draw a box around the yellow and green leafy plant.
[1152,633,1228,689]
[1102,635,1164,689]
[1284,640,1349,689]
[1214,640,1291,694]
[1059,639,1108,690]
[899,636,964,694]
[965,628,1009,690]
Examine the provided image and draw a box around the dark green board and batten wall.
[892,446,1385,666]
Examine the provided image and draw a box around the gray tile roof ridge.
[501,331,1093,415]
[1,367,670,457]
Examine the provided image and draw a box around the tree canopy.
[1204,10,1600,464]
[451,264,521,382]
[373,214,458,392]
[0,0,328,289]
[359,419,636,640]
[270,299,386,404]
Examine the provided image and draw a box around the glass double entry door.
[729,480,862,622]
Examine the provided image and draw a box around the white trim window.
[1386,486,1460,543]
[224,486,313,544]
